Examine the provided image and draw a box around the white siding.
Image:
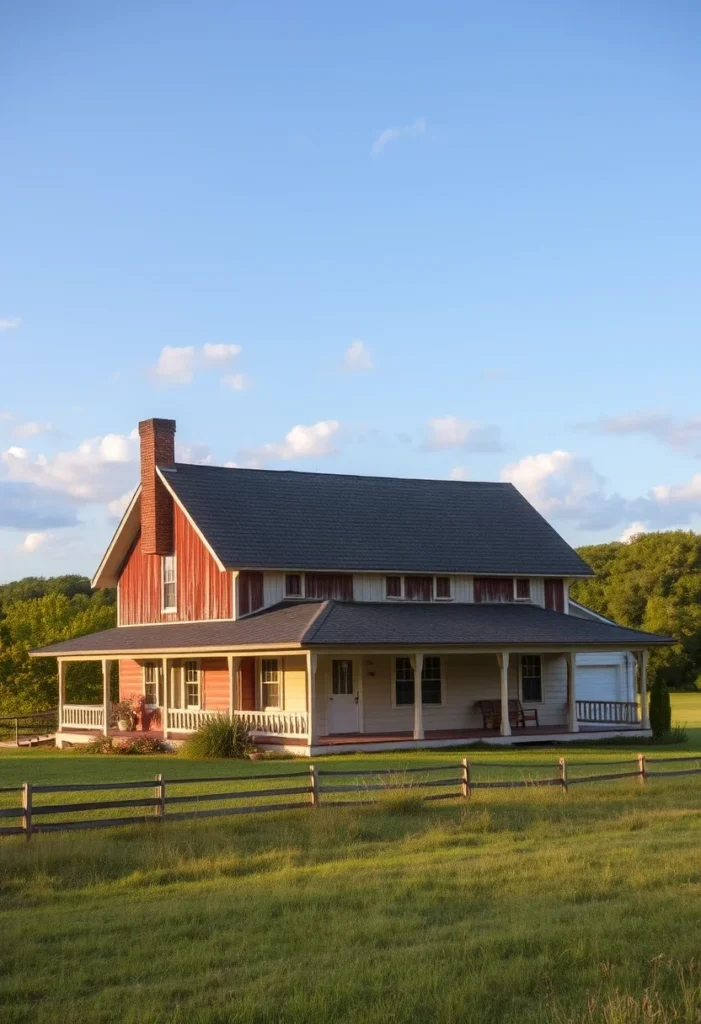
[353,574,386,602]
[263,572,285,607]
[530,578,545,607]
[313,652,568,736]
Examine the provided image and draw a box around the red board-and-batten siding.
[118,504,232,625]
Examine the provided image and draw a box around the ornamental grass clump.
[180,715,254,759]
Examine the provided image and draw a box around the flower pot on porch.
[117,719,131,732]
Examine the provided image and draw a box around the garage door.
[576,664,620,702]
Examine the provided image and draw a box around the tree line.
[0,530,700,717]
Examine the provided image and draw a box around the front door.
[328,659,359,734]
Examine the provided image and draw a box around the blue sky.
[2,0,701,583]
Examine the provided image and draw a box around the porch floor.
[316,724,640,745]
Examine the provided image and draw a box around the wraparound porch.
[53,646,651,752]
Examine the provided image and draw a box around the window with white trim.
[514,578,531,601]
[144,662,158,706]
[162,555,176,611]
[184,660,200,707]
[285,573,303,597]
[394,656,442,705]
[435,577,451,600]
[386,575,402,599]
[520,655,542,702]
[261,658,281,709]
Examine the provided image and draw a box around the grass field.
[1,693,701,1023]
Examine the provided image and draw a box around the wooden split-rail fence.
[1,753,700,840]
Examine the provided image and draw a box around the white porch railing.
[61,704,104,729]
[235,710,308,737]
[576,700,640,725]
[166,708,221,732]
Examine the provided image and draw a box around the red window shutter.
[405,576,433,601]
[386,575,402,598]
[305,573,353,600]
[474,578,513,603]
[544,579,565,612]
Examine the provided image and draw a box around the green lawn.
[1,694,701,1023]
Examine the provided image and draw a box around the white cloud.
[449,466,469,481]
[152,345,197,385]
[106,491,135,518]
[151,343,244,386]
[201,343,242,366]
[19,531,49,553]
[222,373,250,391]
[343,339,373,372]
[176,441,214,466]
[12,421,53,439]
[619,522,648,542]
[0,411,12,422]
[650,474,701,504]
[585,411,701,455]
[372,117,427,157]
[0,316,21,332]
[424,416,503,453]
[0,430,140,504]
[241,420,341,464]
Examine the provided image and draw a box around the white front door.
[328,659,359,734]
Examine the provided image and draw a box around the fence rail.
[0,709,58,746]
[2,753,700,840]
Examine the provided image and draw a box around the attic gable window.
[162,555,176,611]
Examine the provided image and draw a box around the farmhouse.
[32,418,671,753]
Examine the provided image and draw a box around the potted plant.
[111,699,137,732]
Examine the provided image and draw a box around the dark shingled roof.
[160,464,594,576]
[31,600,671,656]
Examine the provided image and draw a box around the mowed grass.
[0,693,701,1023]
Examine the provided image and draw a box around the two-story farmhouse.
[33,418,672,753]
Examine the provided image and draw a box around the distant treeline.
[0,576,117,717]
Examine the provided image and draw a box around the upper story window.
[384,575,453,602]
[162,555,176,611]
[285,573,302,597]
[514,578,531,601]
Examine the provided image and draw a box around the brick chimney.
[138,418,176,555]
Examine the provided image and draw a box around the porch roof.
[30,600,673,658]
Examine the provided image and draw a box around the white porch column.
[639,650,650,730]
[497,652,511,736]
[566,652,579,733]
[227,655,241,718]
[101,658,112,736]
[305,651,318,745]
[162,657,170,739]
[57,659,66,731]
[412,652,424,740]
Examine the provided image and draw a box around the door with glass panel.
[328,659,359,734]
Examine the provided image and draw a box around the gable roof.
[160,464,593,576]
[31,599,672,657]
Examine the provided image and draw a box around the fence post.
[558,757,568,795]
[309,764,319,807]
[22,782,32,841]
[155,774,165,821]
[637,753,647,785]
[461,758,471,799]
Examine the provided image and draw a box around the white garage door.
[576,664,620,702]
